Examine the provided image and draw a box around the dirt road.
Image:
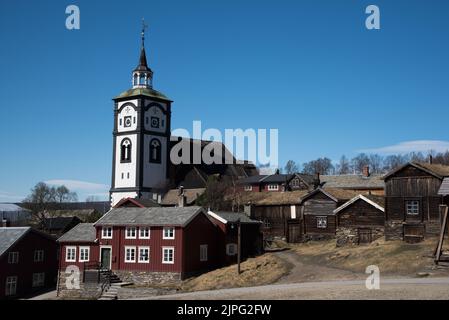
[141,277,449,300]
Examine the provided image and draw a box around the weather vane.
[141,18,148,47]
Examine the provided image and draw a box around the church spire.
[132,19,153,89]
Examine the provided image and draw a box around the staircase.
[98,282,121,300]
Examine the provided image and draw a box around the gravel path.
[137,277,449,300]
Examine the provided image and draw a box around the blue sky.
[1,0,449,201]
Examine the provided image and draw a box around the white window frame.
[268,184,279,191]
[124,246,136,263]
[8,251,19,264]
[139,227,150,239]
[226,243,237,256]
[244,185,253,191]
[102,227,113,239]
[5,276,17,296]
[163,227,175,240]
[125,227,137,239]
[200,245,208,262]
[162,247,175,264]
[406,200,420,215]
[138,246,150,263]
[317,216,328,229]
[79,246,90,262]
[34,250,44,262]
[291,178,299,187]
[65,246,76,262]
[32,272,45,288]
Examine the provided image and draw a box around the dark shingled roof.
[0,227,30,257]
[300,188,360,203]
[383,162,449,180]
[320,175,384,189]
[438,178,449,196]
[57,223,96,243]
[43,216,81,231]
[208,211,261,224]
[95,206,204,227]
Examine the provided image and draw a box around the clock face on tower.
[124,116,132,128]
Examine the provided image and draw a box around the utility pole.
[237,218,241,274]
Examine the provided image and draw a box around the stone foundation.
[57,271,102,300]
[303,234,335,242]
[336,227,384,247]
[114,270,182,285]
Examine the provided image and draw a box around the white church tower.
[110,22,172,206]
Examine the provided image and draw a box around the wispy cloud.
[0,191,25,202]
[44,180,109,192]
[359,140,449,155]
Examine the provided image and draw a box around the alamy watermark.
[171,121,279,170]
[365,265,380,290]
[65,5,80,30]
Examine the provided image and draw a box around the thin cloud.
[359,140,449,155]
[44,180,109,192]
[0,191,25,202]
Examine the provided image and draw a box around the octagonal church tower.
[110,26,172,206]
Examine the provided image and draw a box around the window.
[79,247,90,262]
[200,245,208,262]
[120,139,132,162]
[244,185,252,191]
[125,246,136,263]
[5,276,17,296]
[291,179,299,187]
[268,184,279,191]
[149,138,162,164]
[65,247,76,262]
[163,227,175,240]
[34,250,44,262]
[406,200,420,215]
[125,227,137,239]
[317,216,328,229]
[139,227,150,239]
[32,273,45,287]
[263,219,271,229]
[226,244,237,256]
[138,247,150,263]
[102,227,113,239]
[162,247,174,264]
[8,252,19,264]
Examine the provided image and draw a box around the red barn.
[0,227,58,299]
[57,206,219,292]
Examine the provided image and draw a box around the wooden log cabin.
[300,188,359,240]
[334,194,385,246]
[243,190,309,243]
[383,161,449,242]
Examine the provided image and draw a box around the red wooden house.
[57,206,219,292]
[207,211,263,265]
[0,227,58,299]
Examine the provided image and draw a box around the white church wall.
[111,191,138,207]
[142,134,168,188]
[114,134,137,188]
[117,100,138,133]
[144,102,167,133]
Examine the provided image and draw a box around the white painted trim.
[124,246,137,263]
[139,227,151,239]
[101,227,113,239]
[65,246,76,262]
[333,194,384,214]
[207,211,228,224]
[125,227,137,239]
[162,227,175,240]
[79,246,90,262]
[34,249,44,262]
[162,246,175,264]
[290,205,296,219]
[138,246,150,264]
[99,245,112,269]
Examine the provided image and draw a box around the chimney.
[178,186,186,208]
[363,165,370,177]
[313,172,320,189]
[2,219,9,227]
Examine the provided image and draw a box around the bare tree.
[302,157,334,175]
[196,176,231,211]
[336,155,351,174]
[284,160,299,174]
[369,154,384,174]
[22,182,78,225]
[351,153,370,174]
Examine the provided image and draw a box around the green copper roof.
[114,87,171,101]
